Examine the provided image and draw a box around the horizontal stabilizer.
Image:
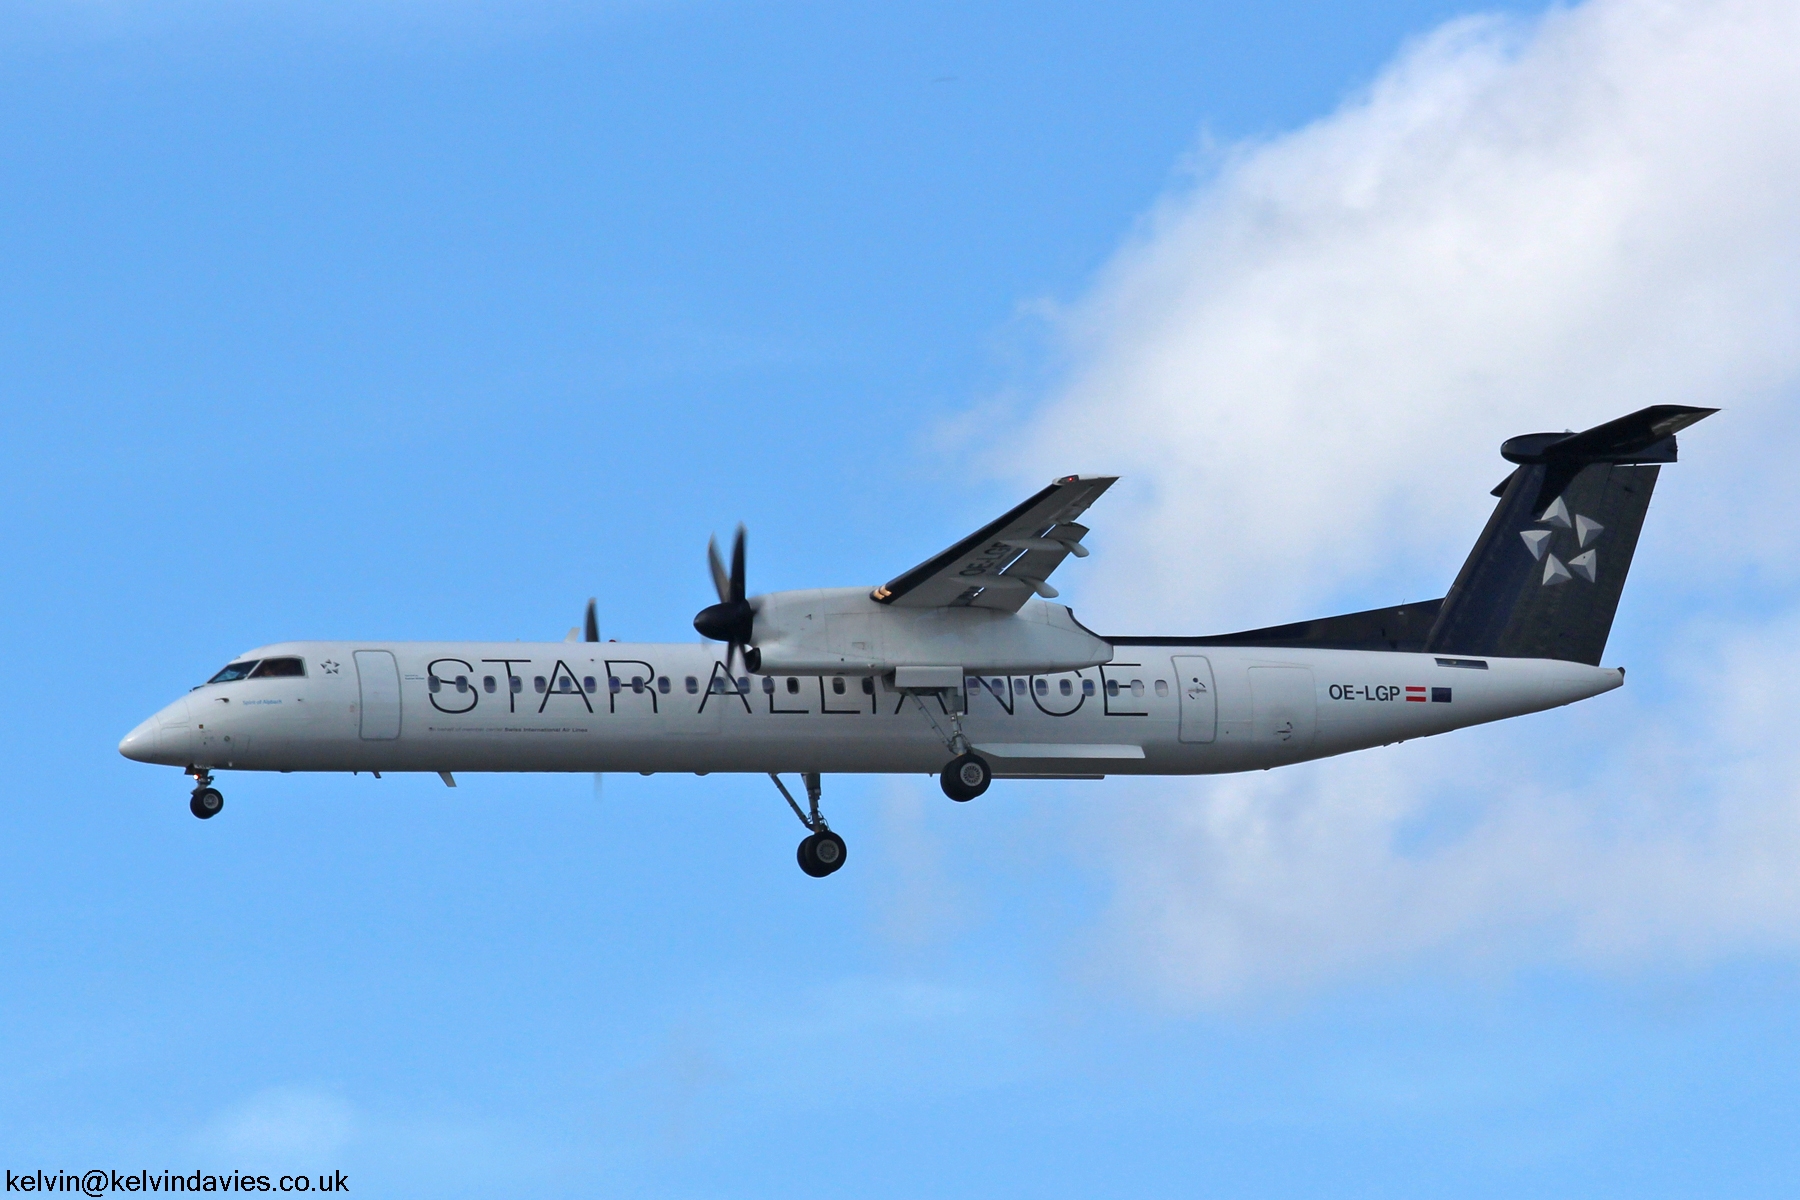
[1500,404,1716,517]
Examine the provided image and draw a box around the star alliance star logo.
[1520,496,1603,586]
[320,659,341,674]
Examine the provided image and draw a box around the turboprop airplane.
[121,404,1714,877]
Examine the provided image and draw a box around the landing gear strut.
[186,767,223,820]
[770,772,847,878]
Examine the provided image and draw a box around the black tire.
[939,753,992,802]
[796,830,847,878]
[797,834,826,877]
[190,788,223,820]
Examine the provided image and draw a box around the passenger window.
[534,676,547,693]
[511,676,523,694]
[1106,679,1119,697]
[1154,679,1169,697]
[658,676,671,694]
[1059,679,1073,696]
[609,677,622,693]
[762,676,775,694]
[484,676,497,693]
[207,661,259,684]
[631,676,646,693]
[559,677,574,692]
[1132,680,1145,697]
[456,675,469,693]
[1015,678,1028,692]
[786,677,800,694]
[250,657,305,678]
[738,677,750,694]
[1035,678,1048,695]
[584,676,597,693]
[861,677,874,695]
[1081,679,1095,696]
[686,676,699,694]
[428,676,441,693]
[832,677,846,695]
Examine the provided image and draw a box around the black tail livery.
[1172,405,1717,665]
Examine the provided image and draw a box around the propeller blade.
[584,598,599,642]
[696,524,756,674]
[707,536,731,604]
[729,524,746,604]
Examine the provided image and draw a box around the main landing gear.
[186,767,223,820]
[905,691,994,803]
[770,772,847,878]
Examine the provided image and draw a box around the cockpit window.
[250,657,306,678]
[208,661,260,683]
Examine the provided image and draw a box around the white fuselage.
[119,640,1622,779]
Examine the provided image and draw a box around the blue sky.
[4,0,1799,1195]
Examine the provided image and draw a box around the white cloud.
[1083,612,1800,1005]
[1010,0,1800,1002]
[1023,0,1800,633]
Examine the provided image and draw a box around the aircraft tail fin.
[1423,405,1716,666]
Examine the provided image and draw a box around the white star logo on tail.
[1520,498,1604,586]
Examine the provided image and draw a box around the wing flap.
[975,743,1145,760]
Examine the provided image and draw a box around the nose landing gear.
[186,768,223,819]
[770,772,847,877]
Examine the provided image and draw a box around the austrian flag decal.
[1406,686,1454,704]
[1405,686,1427,702]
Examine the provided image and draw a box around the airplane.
[120,404,1714,877]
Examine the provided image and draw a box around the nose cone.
[119,716,161,762]
[119,697,194,765]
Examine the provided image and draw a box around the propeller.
[586,599,602,798]
[693,524,761,673]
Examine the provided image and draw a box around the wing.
[871,475,1117,611]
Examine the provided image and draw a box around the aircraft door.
[1249,666,1317,750]
[354,650,402,740]
[1171,655,1217,744]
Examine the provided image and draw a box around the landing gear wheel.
[189,788,223,820]
[797,830,848,878]
[940,753,992,802]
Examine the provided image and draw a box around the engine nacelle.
[742,587,1113,677]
